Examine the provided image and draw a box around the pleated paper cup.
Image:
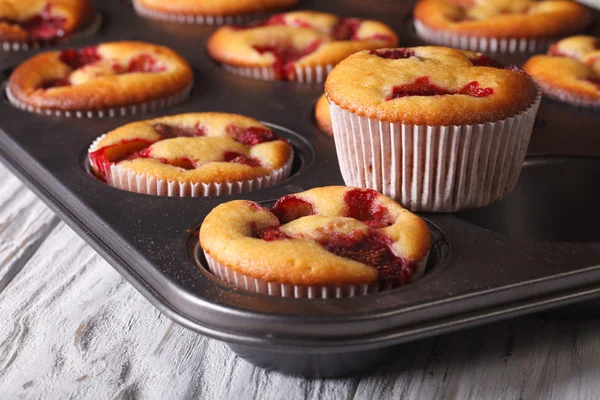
[6,83,192,118]
[203,251,428,299]
[88,134,293,197]
[534,80,600,109]
[328,91,542,212]
[0,11,102,52]
[132,0,263,25]
[223,64,334,83]
[414,20,555,65]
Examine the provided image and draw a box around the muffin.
[0,0,97,51]
[414,0,590,64]
[315,94,333,137]
[325,47,541,212]
[133,0,298,26]
[207,11,398,82]
[6,41,193,117]
[88,112,293,197]
[523,35,600,108]
[200,186,431,298]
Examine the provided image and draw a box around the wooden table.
[1,162,600,399]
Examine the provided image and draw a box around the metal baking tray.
[0,0,599,378]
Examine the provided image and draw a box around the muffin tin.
[0,0,599,378]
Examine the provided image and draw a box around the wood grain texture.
[0,164,59,292]
[2,164,600,399]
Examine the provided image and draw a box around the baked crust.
[325,46,539,126]
[133,0,297,16]
[315,94,333,137]
[523,35,600,108]
[200,186,431,286]
[207,11,398,80]
[414,0,590,39]
[0,0,95,42]
[88,112,293,185]
[7,41,193,111]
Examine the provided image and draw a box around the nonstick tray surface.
[0,0,599,378]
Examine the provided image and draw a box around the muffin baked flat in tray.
[0,0,599,378]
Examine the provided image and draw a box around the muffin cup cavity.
[67,11,103,41]
[414,20,556,64]
[328,91,542,212]
[6,83,192,118]
[223,64,335,83]
[204,251,429,299]
[88,133,293,197]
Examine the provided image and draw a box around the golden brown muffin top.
[89,112,292,184]
[200,186,431,286]
[325,46,539,125]
[414,0,590,38]
[7,41,193,111]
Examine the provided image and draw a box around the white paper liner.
[88,133,293,197]
[203,251,429,299]
[535,80,600,109]
[6,83,192,118]
[329,91,542,212]
[414,20,556,63]
[223,64,334,83]
[132,0,263,25]
[0,11,102,52]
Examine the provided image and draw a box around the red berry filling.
[0,3,67,40]
[271,195,315,224]
[469,54,503,68]
[120,147,197,170]
[160,157,196,170]
[252,190,419,283]
[88,138,155,179]
[344,189,393,229]
[226,125,279,145]
[368,33,395,42]
[42,49,166,90]
[370,48,414,59]
[223,151,261,167]
[253,39,322,80]
[387,76,493,100]
[548,43,566,57]
[124,54,167,73]
[259,14,313,29]
[459,81,495,97]
[255,226,290,241]
[331,18,362,41]
[264,14,287,26]
[153,123,205,138]
[585,77,600,91]
[59,46,102,69]
[321,233,416,282]
[40,47,102,89]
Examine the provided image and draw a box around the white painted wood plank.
[2,166,600,399]
[0,163,59,292]
[577,0,600,11]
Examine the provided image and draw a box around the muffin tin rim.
[0,0,599,363]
